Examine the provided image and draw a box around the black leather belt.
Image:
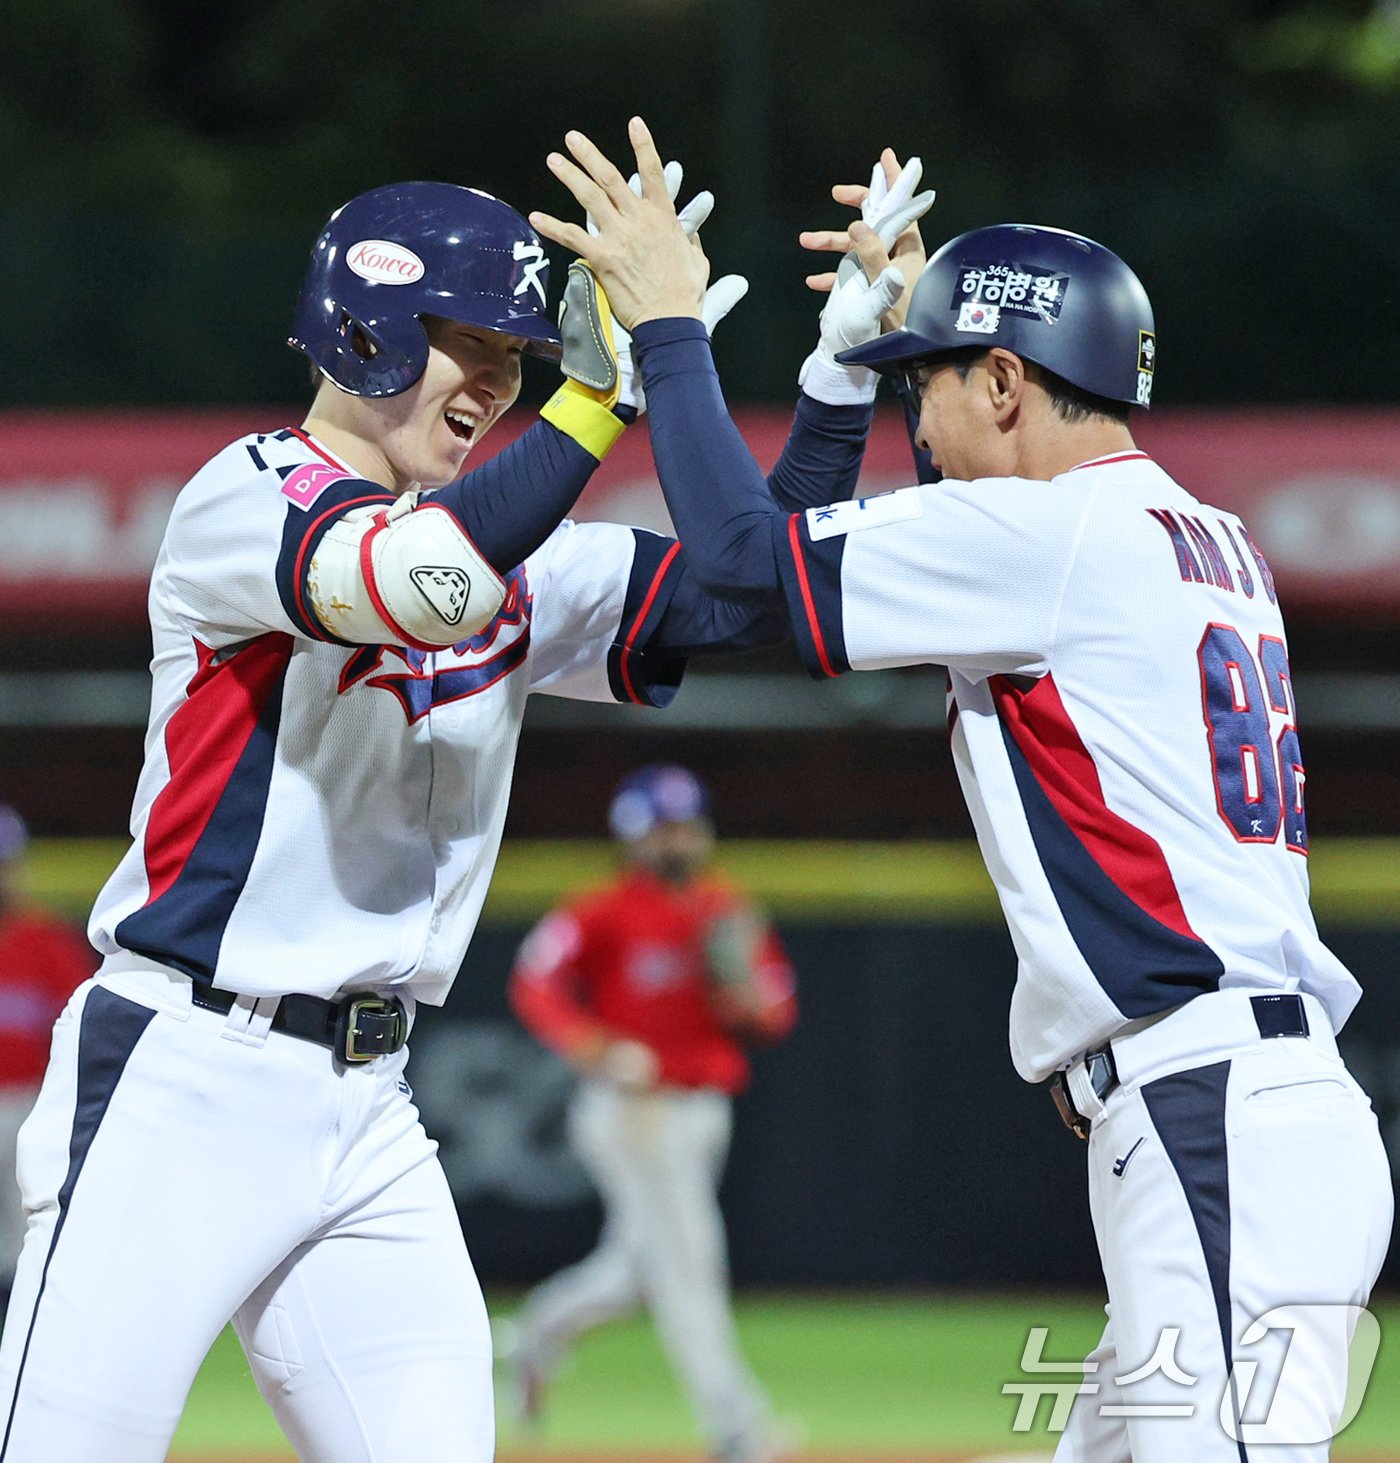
[1051,993,1310,1140]
[190,981,409,1064]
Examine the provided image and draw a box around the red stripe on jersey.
[141,634,293,904]
[619,540,682,705]
[287,427,352,472]
[1069,451,1152,472]
[786,515,837,679]
[991,672,1201,942]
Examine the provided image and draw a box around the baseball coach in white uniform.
[532,117,1395,1463]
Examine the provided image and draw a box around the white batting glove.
[802,156,936,407]
[851,156,936,272]
[587,163,747,414]
[799,265,907,406]
[700,273,749,336]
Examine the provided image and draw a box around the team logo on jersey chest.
[626,944,688,992]
[338,566,531,722]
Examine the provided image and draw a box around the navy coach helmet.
[290,182,563,398]
[838,224,1156,408]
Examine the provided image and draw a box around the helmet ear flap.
[337,311,376,360]
[319,310,428,397]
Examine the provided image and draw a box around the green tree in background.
[2,0,1396,404]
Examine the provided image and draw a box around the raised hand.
[579,158,743,412]
[800,149,934,332]
[531,119,711,331]
[793,150,934,404]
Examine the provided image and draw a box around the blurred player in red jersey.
[508,765,797,1463]
[0,807,95,1303]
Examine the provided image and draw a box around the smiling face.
[394,314,526,485]
[302,314,530,493]
[375,315,525,489]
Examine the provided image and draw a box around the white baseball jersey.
[89,428,686,1005]
[776,450,1361,1081]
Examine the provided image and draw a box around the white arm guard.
[306,494,506,648]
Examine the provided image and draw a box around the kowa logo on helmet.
[347,240,426,286]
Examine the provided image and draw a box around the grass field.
[26,838,1400,1459]
[27,837,1400,925]
[165,1293,1400,1461]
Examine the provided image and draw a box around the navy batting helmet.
[608,766,711,842]
[0,804,27,862]
[289,182,563,398]
[837,224,1156,408]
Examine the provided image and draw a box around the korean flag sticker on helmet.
[807,487,924,542]
[956,301,1000,334]
[346,240,426,285]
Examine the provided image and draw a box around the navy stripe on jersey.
[606,530,687,708]
[1,987,154,1459]
[998,717,1224,1017]
[1142,1062,1249,1461]
[273,481,395,644]
[775,512,849,679]
[365,635,533,723]
[115,635,292,981]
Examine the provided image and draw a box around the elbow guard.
[306,495,506,649]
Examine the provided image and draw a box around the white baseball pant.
[0,1089,38,1290]
[517,1077,772,1453]
[0,969,494,1463]
[1054,991,1393,1463]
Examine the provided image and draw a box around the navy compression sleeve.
[433,407,635,574]
[632,318,785,602]
[767,393,872,513]
[651,556,790,656]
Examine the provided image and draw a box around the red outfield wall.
[2,406,1397,625]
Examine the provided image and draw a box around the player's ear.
[985,348,1026,421]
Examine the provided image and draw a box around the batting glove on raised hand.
[836,155,936,288]
[579,161,747,414]
[799,259,907,405]
[800,156,935,407]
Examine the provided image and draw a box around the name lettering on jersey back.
[1146,508,1277,604]
[337,565,532,722]
[807,486,923,541]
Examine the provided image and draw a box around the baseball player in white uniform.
[0,167,837,1462]
[534,118,1396,1462]
[0,152,934,1462]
